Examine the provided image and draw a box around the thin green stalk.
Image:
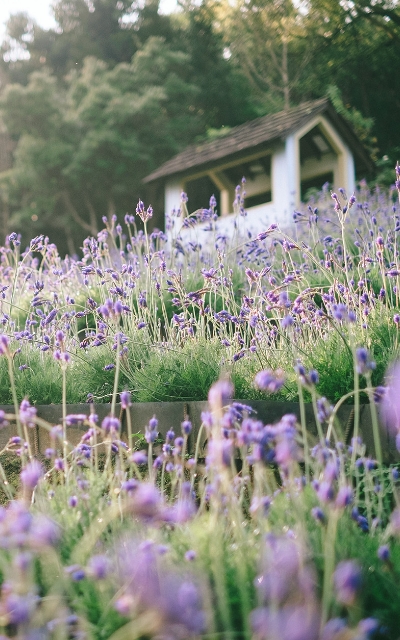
[179,434,188,498]
[351,358,360,469]
[161,460,166,495]
[0,460,14,500]
[6,354,26,463]
[93,422,99,472]
[320,510,338,629]
[209,514,234,637]
[298,380,310,482]
[148,442,153,483]
[125,406,133,474]
[62,365,68,474]
[111,335,121,417]
[311,387,325,444]
[365,374,383,466]
[340,220,352,292]
[23,424,33,461]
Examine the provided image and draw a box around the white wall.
[165,179,183,217]
[163,114,357,241]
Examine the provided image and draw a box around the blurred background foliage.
[0,0,399,253]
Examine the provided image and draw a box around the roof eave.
[143,97,374,184]
[143,137,284,184]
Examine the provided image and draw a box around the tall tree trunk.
[65,227,76,257]
[61,191,97,236]
[84,196,99,235]
[108,198,116,222]
[282,37,290,111]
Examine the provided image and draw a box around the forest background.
[0,0,398,255]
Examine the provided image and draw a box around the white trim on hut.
[144,98,372,240]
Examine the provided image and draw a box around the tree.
[297,0,400,158]
[2,0,155,84]
[222,0,400,157]
[224,0,311,111]
[178,1,260,127]
[0,37,203,253]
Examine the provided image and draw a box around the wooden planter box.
[0,399,396,463]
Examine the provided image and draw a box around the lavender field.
[0,175,399,639]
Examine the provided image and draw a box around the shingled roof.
[144,97,373,183]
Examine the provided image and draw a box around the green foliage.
[0,454,20,504]
[1,0,399,243]
[0,0,258,251]
[326,85,378,160]
[130,338,225,402]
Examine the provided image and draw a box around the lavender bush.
[0,171,398,637]
[0,364,398,639]
[0,175,399,408]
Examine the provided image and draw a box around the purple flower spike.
[0,410,8,428]
[256,224,277,240]
[281,314,294,328]
[335,486,353,508]
[208,379,233,411]
[317,481,334,503]
[378,545,390,562]
[87,554,110,579]
[254,369,285,394]
[130,483,161,521]
[5,593,35,625]
[120,390,132,409]
[311,506,326,524]
[102,416,121,433]
[333,560,362,606]
[19,399,37,427]
[65,414,87,426]
[181,420,192,435]
[54,458,64,471]
[0,334,10,355]
[355,347,376,376]
[20,460,43,490]
[321,618,347,640]
[131,450,147,465]
[356,618,379,638]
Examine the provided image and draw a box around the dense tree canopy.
[0,0,399,252]
[0,38,206,252]
[0,0,258,252]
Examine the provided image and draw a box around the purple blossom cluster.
[0,368,396,638]
[0,178,399,637]
[0,175,398,413]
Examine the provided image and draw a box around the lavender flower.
[101,416,120,434]
[254,369,285,393]
[208,379,233,411]
[20,461,43,490]
[120,390,132,409]
[19,399,37,427]
[181,420,192,435]
[333,560,362,606]
[114,539,206,636]
[335,486,353,509]
[145,416,158,443]
[87,554,110,579]
[355,347,376,375]
[377,545,390,562]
